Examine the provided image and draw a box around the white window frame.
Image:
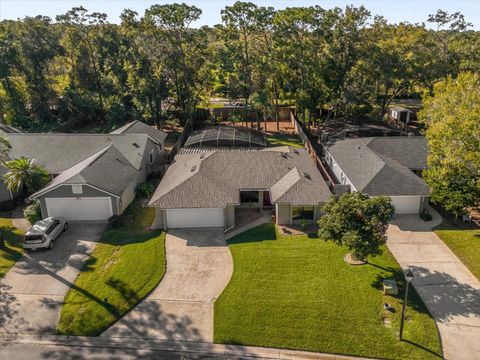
[72,184,83,194]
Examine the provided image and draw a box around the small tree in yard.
[318,192,395,262]
[4,157,49,195]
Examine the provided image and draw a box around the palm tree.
[4,157,50,195]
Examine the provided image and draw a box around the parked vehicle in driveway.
[23,217,69,250]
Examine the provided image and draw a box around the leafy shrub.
[136,182,154,199]
[108,215,123,229]
[420,209,432,222]
[24,201,42,224]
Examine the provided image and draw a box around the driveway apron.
[387,210,480,360]
[102,228,233,343]
[0,222,106,334]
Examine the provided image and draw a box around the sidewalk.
[0,333,369,360]
[387,207,480,360]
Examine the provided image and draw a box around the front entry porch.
[235,208,273,229]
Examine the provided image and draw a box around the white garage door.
[390,196,421,214]
[166,208,224,228]
[46,197,113,221]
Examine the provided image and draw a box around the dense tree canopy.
[419,73,480,218]
[0,4,478,132]
[318,192,395,261]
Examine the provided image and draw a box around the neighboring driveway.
[103,228,233,342]
[0,222,106,334]
[387,209,480,360]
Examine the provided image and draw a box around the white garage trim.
[33,183,119,199]
[390,196,421,214]
[46,197,113,221]
[166,208,225,229]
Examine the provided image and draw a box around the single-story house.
[322,136,429,214]
[149,146,331,229]
[0,120,167,221]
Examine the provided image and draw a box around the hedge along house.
[148,146,331,230]
[1,121,167,221]
[322,137,429,214]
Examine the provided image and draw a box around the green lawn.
[0,216,24,279]
[267,133,304,148]
[58,206,166,336]
[435,225,480,280]
[215,224,442,359]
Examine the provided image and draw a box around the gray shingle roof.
[5,133,150,173]
[366,137,427,169]
[149,147,331,208]
[325,137,429,196]
[110,120,167,145]
[32,145,137,198]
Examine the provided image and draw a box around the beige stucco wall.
[226,204,235,228]
[151,208,165,229]
[276,203,291,225]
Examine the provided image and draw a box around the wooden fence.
[168,119,191,162]
[289,110,336,190]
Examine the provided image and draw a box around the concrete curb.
[0,333,371,360]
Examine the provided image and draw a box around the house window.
[149,150,154,164]
[240,191,259,204]
[72,185,83,194]
[292,207,314,221]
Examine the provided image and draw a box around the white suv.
[23,217,69,250]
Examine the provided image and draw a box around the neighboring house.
[148,146,331,230]
[388,106,413,125]
[322,137,429,214]
[0,121,167,221]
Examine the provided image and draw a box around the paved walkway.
[387,208,480,360]
[103,228,233,342]
[10,206,30,233]
[0,223,106,334]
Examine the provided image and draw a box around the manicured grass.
[58,206,166,336]
[267,133,304,148]
[435,225,480,280]
[0,216,24,279]
[215,224,442,359]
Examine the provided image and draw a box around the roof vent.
[191,165,197,172]
[133,143,140,148]
[280,152,288,159]
[303,172,311,180]
[293,149,299,154]
[200,153,206,159]
[357,146,361,150]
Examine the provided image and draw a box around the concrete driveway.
[103,228,233,342]
[387,209,480,360]
[0,222,106,334]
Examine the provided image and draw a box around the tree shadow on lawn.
[371,263,480,322]
[369,262,432,314]
[0,225,24,265]
[367,262,443,357]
